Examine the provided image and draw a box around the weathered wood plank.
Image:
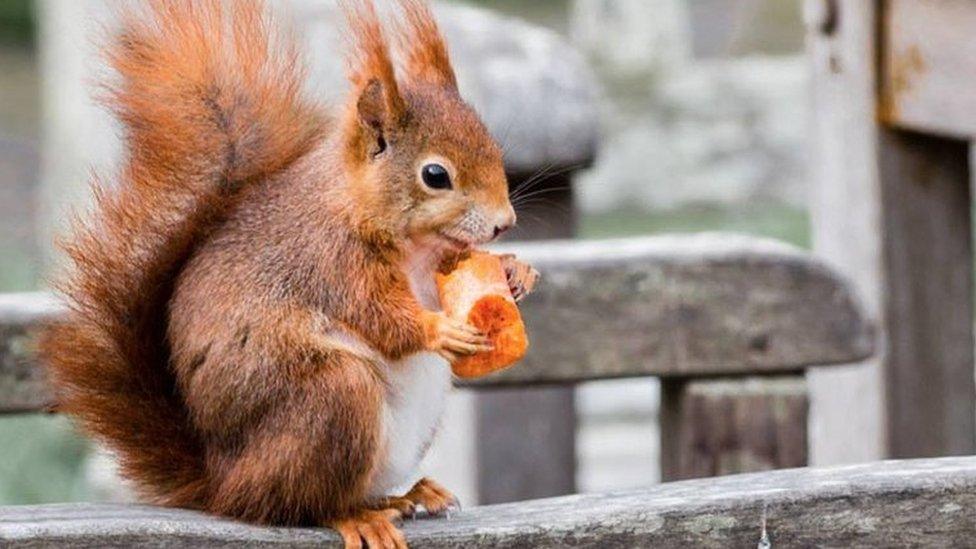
[0,235,874,410]
[660,376,808,481]
[877,131,975,457]
[807,0,888,467]
[881,0,976,138]
[2,456,974,547]
[0,293,61,413]
[478,233,874,385]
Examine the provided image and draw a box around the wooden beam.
[3,457,975,547]
[881,0,976,138]
[807,0,888,466]
[0,235,874,412]
[475,385,576,504]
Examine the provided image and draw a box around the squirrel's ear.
[395,0,458,91]
[356,78,391,131]
[343,0,407,128]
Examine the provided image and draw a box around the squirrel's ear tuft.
[342,0,406,125]
[395,0,458,91]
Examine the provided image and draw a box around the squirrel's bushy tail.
[39,0,322,507]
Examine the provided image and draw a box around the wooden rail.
[2,456,972,547]
[0,234,873,410]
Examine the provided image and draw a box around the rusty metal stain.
[879,44,926,124]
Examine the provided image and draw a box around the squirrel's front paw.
[498,254,540,302]
[421,311,492,362]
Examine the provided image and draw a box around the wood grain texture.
[2,456,974,547]
[661,376,808,481]
[877,131,975,457]
[0,234,874,411]
[476,385,576,503]
[881,0,976,138]
[478,233,874,386]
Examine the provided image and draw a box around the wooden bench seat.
[3,457,973,547]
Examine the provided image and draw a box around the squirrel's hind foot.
[402,477,461,517]
[372,477,459,522]
[329,508,408,549]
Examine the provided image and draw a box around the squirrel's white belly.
[364,237,452,497]
[368,351,451,498]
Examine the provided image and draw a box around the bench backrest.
[0,234,873,410]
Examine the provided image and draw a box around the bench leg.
[476,387,576,503]
[660,375,808,481]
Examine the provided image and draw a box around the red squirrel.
[38,1,539,547]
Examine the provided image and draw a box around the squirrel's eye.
[421,163,452,190]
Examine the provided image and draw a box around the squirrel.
[38,0,540,547]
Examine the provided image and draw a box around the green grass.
[580,204,811,248]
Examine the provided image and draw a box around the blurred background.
[0,0,813,505]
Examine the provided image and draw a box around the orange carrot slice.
[436,252,528,378]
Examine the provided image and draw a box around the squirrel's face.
[399,87,514,250]
[341,0,515,252]
[348,83,515,251]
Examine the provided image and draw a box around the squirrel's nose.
[492,207,516,240]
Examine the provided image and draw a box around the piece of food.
[436,252,528,378]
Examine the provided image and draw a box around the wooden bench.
[18,233,975,546]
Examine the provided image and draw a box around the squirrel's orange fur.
[40,1,534,547]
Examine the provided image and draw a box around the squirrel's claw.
[401,477,460,518]
[499,255,540,302]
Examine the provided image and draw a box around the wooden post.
[878,131,974,457]
[475,173,578,504]
[661,376,808,481]
[807,0,976,462]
